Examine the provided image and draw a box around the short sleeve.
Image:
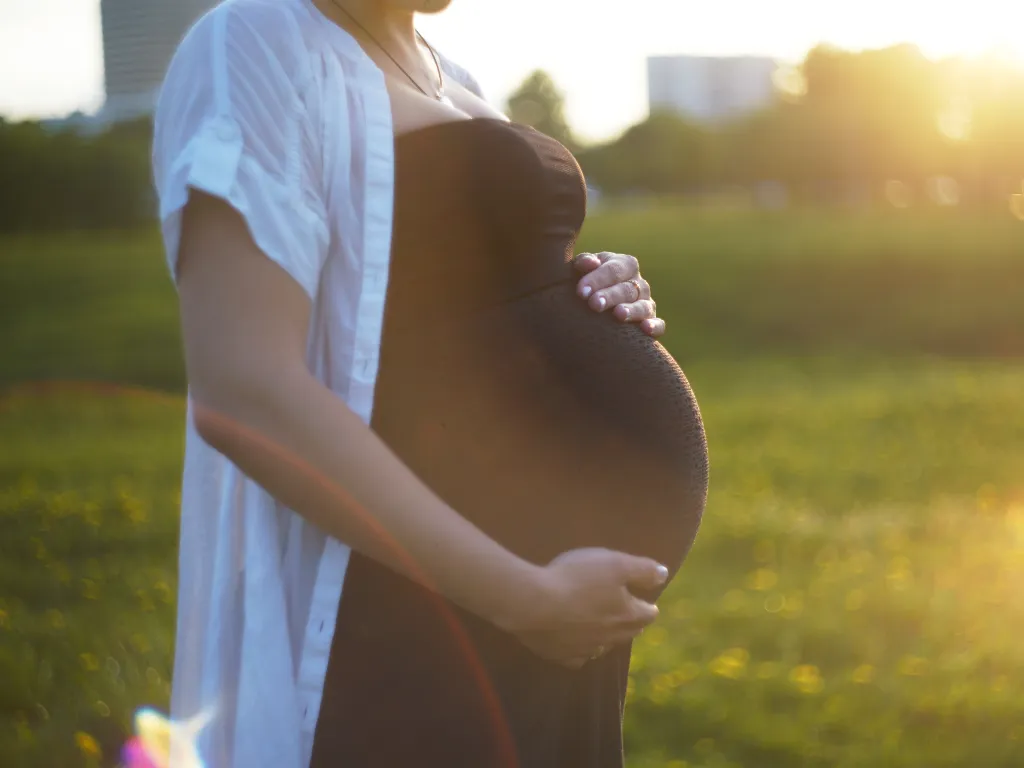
[152,2,330,300]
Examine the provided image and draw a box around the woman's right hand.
[498,548,669,668]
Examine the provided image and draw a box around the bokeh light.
[926,176,961,207]
[885,180,913,208]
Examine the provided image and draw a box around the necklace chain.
[328,1,445,101]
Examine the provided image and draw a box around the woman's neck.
[315,0,418,53]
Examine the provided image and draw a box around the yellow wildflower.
[672,662,701,685]
[747,568,778,591]
[789,664,824,694]
[850,664,875,684]
[886,556,912,586]
[898,656,929,677]
[75,731,101,759]
[154,580,174,604]
[709,648,749,680]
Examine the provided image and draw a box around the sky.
[1,0,1022,142]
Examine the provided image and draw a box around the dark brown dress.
[310,118,709,768]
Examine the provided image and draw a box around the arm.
[176,191,667,664]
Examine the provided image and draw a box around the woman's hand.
[573,251,666,338]
[498,548,668,668]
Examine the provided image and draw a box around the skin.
[320,0,667,337]
[178,0,672,669]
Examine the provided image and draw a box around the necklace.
[328,1,447,104]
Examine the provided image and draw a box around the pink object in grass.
[120,706,214,768]
[122,737,160,768]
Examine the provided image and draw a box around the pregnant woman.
[152,0,708,766]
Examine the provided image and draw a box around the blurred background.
[1,1,1023,767]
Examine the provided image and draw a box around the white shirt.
[151,1,485,764]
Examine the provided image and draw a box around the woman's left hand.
[573,252,665,338]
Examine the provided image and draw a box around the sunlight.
[937,97,972,142]
[1011,186,1024,221]
[5,0,1024,137]
[772,65,808,103]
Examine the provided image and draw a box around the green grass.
[0,231,182,393]
[0,387,182,768]
[2,207,1022,392]
[624,360,1024,768]
[582,204,1024,359]
[1,209,1023,766]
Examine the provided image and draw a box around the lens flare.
[885,180,913,208]
[927,176,960,207]
[121,707,214,768]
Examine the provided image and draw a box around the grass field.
[1,207,1023,767]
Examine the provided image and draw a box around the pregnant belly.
[371,280,709,585]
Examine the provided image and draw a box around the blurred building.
[647,55,779,124]
[96,0,217,125]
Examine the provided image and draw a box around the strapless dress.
[310,118,709,768]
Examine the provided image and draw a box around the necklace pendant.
[438,90,453,107]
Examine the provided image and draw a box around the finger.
[572,253,604,298]
[625,596,660,626]
[612,299,657,324]
[641,317,667,338]
[616,554,670,591]
[588,278,649,313]
[577,253,639,298]
[572,252,602,274]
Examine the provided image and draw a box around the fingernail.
[580,284,593,299]
[596,296,606,310]
[655,565,669,583]
[622,307,630,320]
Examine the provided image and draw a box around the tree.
[505,70,577,150]
[578,111,714,195]
[799,44,946,185]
